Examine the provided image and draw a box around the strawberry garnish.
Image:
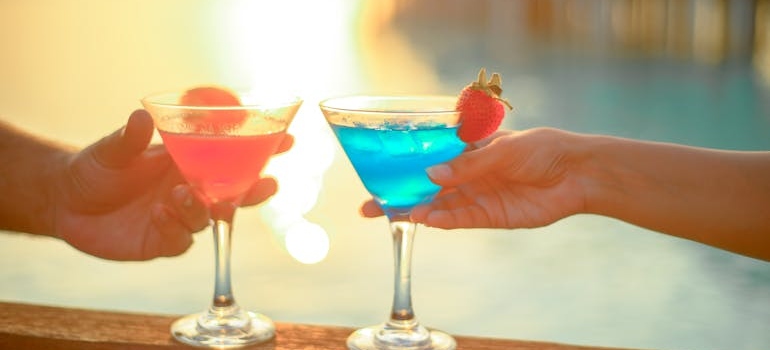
[455,68,513,142]
[179,86,247,133]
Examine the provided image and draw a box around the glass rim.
[141,89,303,110]
[318,94,459,115]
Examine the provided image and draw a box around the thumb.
[90,110,155,168]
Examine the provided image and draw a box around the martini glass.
[142,90,302,348]
[320,95,466,350]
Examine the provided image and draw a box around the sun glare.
[284,220,331,265]
[222,0,360,264]
[220,0,360,93]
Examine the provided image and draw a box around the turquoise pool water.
[397,14,770,350]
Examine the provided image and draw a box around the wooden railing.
[0,301,642,350]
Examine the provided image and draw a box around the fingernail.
[173,186,194,208]
[426,164,452,180]
[144,145,167,158]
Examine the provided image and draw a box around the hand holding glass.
[142,90,302,348]
[320,96,465,350]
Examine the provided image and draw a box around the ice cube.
[335,126,382,153]
[378,130,418,157]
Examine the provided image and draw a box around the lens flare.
[284,220,330,265]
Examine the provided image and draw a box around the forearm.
[0,119,72,236]
[578,134,770,260]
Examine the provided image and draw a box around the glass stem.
[210,202,237,311]
[387,220,419,329]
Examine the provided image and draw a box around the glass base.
[171,311,275,348]
[347,324,456,350]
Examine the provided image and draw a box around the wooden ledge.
[0,301,638,350]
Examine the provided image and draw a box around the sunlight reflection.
[259,113,335,264]
[693,0,726,64]
[221,0,359,264]
[284,220,330,265]
[755,0,770,87]
[220,0,360,93]
[263,123,335,215]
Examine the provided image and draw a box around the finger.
[411,190,461,224]
[169,184,209,232]
[426,138,509,187]
[471,130,512,148]
[240,177,279,206]
[149,204,195,258]
[412,190,480,228]
[422,209,462,229]
[423,205,490,229]
[123,110,155,150]
[410,204,431,223]
[90,110,155,168]
[360,199,384,218]
[428,189,469,210]
[276,133,294,154]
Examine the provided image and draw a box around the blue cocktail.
[331,124,464,214]
[320,95,465,350]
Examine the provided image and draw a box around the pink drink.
[160,130,285,205]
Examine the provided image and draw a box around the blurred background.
[1,1,769,350]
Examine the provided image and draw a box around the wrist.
[37,149,74,238]
[572,134,641,217]
[0,121,74,237]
